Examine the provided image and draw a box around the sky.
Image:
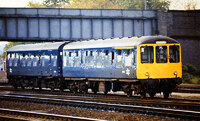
[0,42,8,55]
[0,0,200,54]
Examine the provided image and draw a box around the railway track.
[177,84,200,93]
[0,108,104,121]
[1,82,200,93]
[0,94,199,120]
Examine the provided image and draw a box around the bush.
[182,64,200,84]
[182,72,192,84]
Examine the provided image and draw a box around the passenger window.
[85,51,94,67]
[125,49,132,67]
[27,53,32,67]
[116,50,123,68]
[169,45,180,63]
[68,51,74,67]
[96,50,102,68]
[14,53,18,67]
[141,46,154,63]
[156,46,167,63]
[74,51,80,67]
[9,53,12,66]
[33,53,37,67]
[104,50,110,67]
[22,53,26,67]
[53,52,57,67]
[42,52,45,67]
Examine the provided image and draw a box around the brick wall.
[158,10,200,68]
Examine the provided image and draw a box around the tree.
[184,0,197,10]
[28,0,121,9]
[115,0,170,11]
[28,0,45,8]
[43,0,70,8]
[64,0,121,9]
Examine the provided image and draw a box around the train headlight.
[174,71,177,75]
[145,72,149,76]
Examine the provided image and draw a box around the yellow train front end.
[136,40,182,98]
[137,43,182,79]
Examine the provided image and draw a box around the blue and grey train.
[6,36,182,98]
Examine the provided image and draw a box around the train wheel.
[39,86,42,90]
[50,88,54,92]
[104,90,108,95]
[127,90,133,98]
[163,92,169,99]
[82,85,88,94]
[149,92,156,98]
[72,87,77,94]
[140,92,146,98]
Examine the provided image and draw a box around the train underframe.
[8,76,182,99]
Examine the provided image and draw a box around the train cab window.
[169,45,180,63]
[27,53,32,67]
[141,46,154,63]
[14,53,18,67]
[33,53,37,67]
[125,49,132,67]
[104,50,110,67]
[74,51,80,67]
[22,53,26,67]
[96,50,102,68]
[116,50,123,68]
[68,51,74,67]
[156,46,167,63]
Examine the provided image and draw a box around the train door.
[48,51,53,76]
[51,51,58,76]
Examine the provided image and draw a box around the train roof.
[7,42,66,52]
[63,36,178,50]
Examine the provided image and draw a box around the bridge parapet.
[0,8,157,41]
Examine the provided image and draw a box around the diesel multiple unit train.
[6,36,182,98]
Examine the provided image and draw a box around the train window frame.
[141,46,154,64]
[104,50,110,67]
[169,45,180,63]
[13,53,18,67]
[68,51,74,67]
[96,50,102,68]
[85,50,94,67]
[22,53,26,67]
[74,50,80,67]
[33,53,37,67]
[53,52,57,67]
[124,49,133,67]
[156,46,168,63]
[27,53,32,67]
[116,49,123,68]
[8,53,13,67]
[41,52,45,67]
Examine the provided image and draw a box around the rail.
[0,94,199,120]
[0,108,105,121]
